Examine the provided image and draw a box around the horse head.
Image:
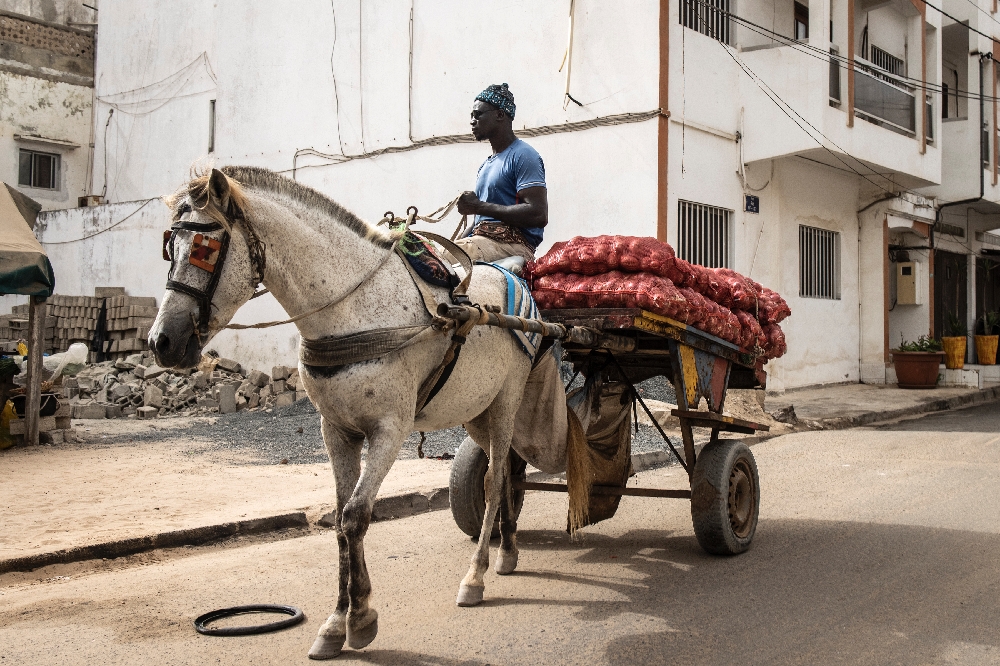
[150,168,264,368]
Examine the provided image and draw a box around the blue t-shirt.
[473,139,546,248]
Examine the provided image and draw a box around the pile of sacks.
[529,236,790,358]
[59,351,308,419]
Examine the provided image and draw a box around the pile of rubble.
[63,352,308,420]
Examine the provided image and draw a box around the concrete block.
[275,392,295,408]
[137,406,158,419]
[123,405,137,417]
[217,358,241,374]
[272,380,286,394]
[286,375,299,391]
[54,402,72,417]
[73,404,107,420]
[236,395,247,411]
[133,364,148,379]
[271,365,290,382]
[49,429,64,444]
[248,393,260,409]
[259,385,272,400]
[143,364,166,380]
[197,397,219,411]
[143,385,163,409]
[218,384,237,414]
[191,371,208,389]
[55,415,72,430]
[125,353,144,367]
[111,384,132,401]
[247,370,269,387]
[106,405,124,419]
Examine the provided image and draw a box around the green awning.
[0,184,54,297]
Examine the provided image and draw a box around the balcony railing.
[853,56,916,135]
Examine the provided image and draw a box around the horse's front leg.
[495,460,519,575]
[457,389,521,606]
[338,417,407,650]
[309,418,363,660]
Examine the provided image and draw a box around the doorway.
[934,250,967,338]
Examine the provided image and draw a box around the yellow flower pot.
[941,336,966,369]
[975,335,999,365]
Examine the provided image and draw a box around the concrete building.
[0,1,96,211]
[10,0,1000,389]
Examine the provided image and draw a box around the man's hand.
[457,191,483,216]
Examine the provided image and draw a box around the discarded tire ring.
[194,604,305,636]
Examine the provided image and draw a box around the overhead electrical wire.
[690,0,1000,103]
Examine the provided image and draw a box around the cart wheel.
[690,439,759,555]
[449,437,526,539]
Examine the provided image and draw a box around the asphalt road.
[2,403,999,665]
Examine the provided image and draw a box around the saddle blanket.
[400,231,457,288]
[478,262,542,361]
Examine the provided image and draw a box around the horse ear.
[208,168,231,211]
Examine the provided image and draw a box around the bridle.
[162,202,267,339]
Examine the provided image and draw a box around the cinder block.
[275,392,295,408]
[217,384,237,414]
[217,358,241,374]
[271,365,290,382]
[143,385,163,409]
[248,370,269,387]
[73,404,107,419]
[137,406,158,419]
[272,380,286,394]
[55,416,71,429]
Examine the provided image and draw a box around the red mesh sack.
[735,309,766,350]
[762,323,787,359]
[759,288,792,325]
[531,235,677,278]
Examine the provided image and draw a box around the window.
[677,201,732,268]
[208,99,216,153]
[681,0,731,45]
[18,149,59,190]
[799,225,841,299]
[794,2,809,40]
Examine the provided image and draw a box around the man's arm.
[457,186,548,229]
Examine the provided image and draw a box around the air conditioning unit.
[896,261,921,305]
[78,195,103,207]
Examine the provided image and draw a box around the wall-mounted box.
[896,261,921,305]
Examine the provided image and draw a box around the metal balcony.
[853,56,916,135]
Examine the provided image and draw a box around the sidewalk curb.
[2,450,684,575]
[804,385,1000,431]
[0,512,309,576]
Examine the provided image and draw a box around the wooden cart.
[446,307,769,555]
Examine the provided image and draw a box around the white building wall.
[0,73,92,209]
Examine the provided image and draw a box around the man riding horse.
[456,83,548,263]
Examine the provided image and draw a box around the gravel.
[98,377,685,466]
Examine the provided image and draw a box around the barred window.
[799,225,841,299]
[677,201,733,268]
[681,0,731,45]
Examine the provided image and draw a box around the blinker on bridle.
[162,203,267,338]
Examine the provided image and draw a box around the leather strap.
[414,231,474,305]
[299,325,432,367]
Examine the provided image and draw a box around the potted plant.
[942,312,967,370]
[892,334,944,389]
[975,310,999,365]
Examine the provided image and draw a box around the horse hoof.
[495,549,518,575]
[456,584,484,607]
[308,634,345,660]
[346,611,378,650]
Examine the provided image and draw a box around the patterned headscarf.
[475,83,516,119]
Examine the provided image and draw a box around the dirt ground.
[1,416,453,561]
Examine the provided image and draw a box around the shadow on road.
[507,519,1000,664]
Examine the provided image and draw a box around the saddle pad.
[400,231,457,289]
[478,262,542,361]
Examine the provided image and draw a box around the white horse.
[150,167,536,659]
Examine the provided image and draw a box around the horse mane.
[166,165,396,248]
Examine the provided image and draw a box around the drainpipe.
[930,53,990,338]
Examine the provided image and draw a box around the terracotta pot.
[975,335,999,365]
[941,336,966,369]
[892,351,943,389]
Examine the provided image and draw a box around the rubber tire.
[449,436,525,539]
[690,439,760,555]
